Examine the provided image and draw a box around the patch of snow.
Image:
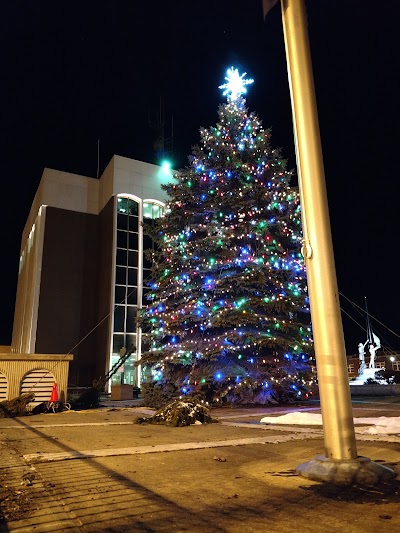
[260,412,400,435]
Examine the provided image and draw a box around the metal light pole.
[276,0,394,483]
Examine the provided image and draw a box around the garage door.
[20,369,55,407]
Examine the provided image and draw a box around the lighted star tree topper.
[218,67,254,101]
[139,67,315,408]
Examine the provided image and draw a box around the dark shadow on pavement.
[5,416,228,532]
[299,479,400,504]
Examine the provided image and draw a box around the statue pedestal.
[350,367,383,386]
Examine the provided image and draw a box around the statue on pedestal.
[351,298,384,386]
[358,341,367,375]
[368,342,378,369]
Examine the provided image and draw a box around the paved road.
[0,398,399,532]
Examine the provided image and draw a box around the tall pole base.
[297,455,396,486]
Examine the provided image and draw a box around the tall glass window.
[142,202,163,305]
[111,197,164,388]
[112,196,140,386]
[140,201,164,386]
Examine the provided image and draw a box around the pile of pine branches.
[134,398,216,427]
[0,393,35,418]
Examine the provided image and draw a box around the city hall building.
[11,155,172,390]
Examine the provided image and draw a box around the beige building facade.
[11,155,171,391]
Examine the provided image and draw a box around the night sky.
[1,1,399,354]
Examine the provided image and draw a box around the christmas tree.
[140,68,314,407]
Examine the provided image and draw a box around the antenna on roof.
[148,96,174,162]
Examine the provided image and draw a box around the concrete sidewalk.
[0,402,399,532]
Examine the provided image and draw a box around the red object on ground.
[50,382,59,402]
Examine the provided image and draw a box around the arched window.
[111,196,164,388]
[113,196,140,346]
